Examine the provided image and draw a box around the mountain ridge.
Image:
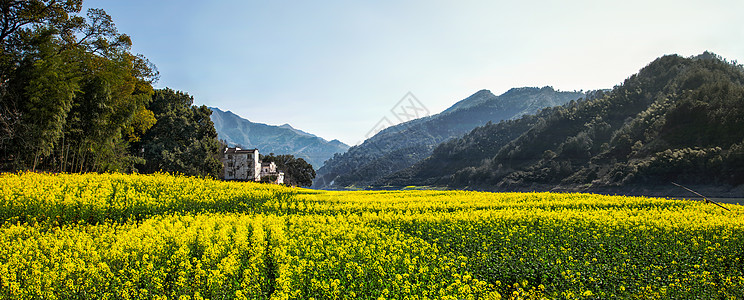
[209,107,349,169]
[313,86,584,188]
[379,52,744,196]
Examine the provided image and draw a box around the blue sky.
[84,0,743,145]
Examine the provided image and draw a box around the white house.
[261,161,277,174]
[223,147,261,181]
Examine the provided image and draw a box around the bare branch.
[671,182,731,212]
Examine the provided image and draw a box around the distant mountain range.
[380,52,744,196]
[209,107,349,169]
[313,87,585,188]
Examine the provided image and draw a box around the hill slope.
[383,52,744,194]
[209,107,349,169]
[314,87,584,188]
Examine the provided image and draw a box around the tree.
[0,1,84,45]
[261,153,316,187]
[135,88,222,177]
[1,2,158,172]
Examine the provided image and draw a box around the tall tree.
[0,1,158,172]
[135,88,222,177]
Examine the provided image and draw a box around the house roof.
[224,147,259,154]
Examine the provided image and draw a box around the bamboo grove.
[1,172,743,299]
[0,2,222,176]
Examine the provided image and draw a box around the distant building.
[223,147,261,181]
[260,161,285,184]
[222,147,284,184]
[261,161,276,174]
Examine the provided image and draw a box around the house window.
[228,155,233,159]
[228,162,233,167]
[228,171,234,177]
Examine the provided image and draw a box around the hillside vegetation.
[2,173,743,299]
[383,52,744,193]
[315,87,584,188]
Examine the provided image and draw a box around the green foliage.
[0,2,159,172]
[135,89,223,177]
[261,153,316,187]
[14,30,79,164]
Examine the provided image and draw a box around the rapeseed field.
[1,172,742,299]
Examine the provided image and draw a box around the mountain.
[313,87,584,188]
[279,123,315,138]
[382,52,744,196]
[209,107,349,169]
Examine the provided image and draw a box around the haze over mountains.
[313,87,585,188]
[209,107,349,169]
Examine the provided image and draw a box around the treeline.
[383,52,744,190]
[0,1,221,177]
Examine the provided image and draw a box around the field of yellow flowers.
[1,172,743,299]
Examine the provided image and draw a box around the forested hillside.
[383,52,744,194]
[314,87,583,188]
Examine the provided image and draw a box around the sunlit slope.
[1,173,742,299]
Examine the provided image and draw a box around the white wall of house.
[261,162,277,174]
[276,172,284,185]
[223,148,261,181]
[223,148,285,185]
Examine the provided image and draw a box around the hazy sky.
[83,0,743,145]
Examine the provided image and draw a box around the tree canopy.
[261,153,316,187]
[0,1,222,178]
[135,88,222,177]
[1,1,158,172]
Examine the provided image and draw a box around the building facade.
[223,148,261,181]
[260,161,284,184]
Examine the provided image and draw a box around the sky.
[83,0,743,146]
